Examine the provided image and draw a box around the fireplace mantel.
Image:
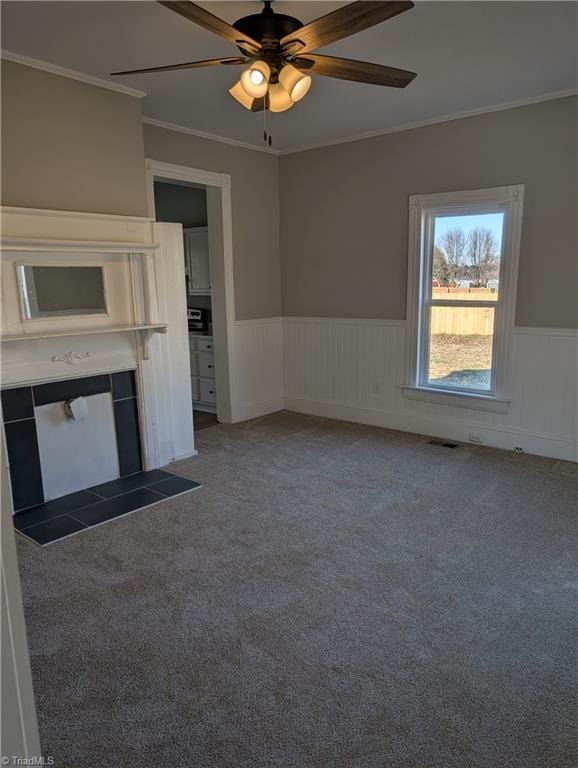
[0,237,160,253]
[0,205,178,476]
[1,323,168,360]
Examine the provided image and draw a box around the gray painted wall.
[144,124,282,321]
[280,96,577,329]
[1,60,574,328]
[1,61,148,217]
[154,182,207,228]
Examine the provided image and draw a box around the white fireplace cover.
[35,392,120,501]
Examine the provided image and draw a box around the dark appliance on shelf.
[187,308,208,332]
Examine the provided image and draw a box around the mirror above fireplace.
[17,264,108,319]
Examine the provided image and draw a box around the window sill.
[401,386,510,414]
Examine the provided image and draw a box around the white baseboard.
[228,315,576,462]
[169,449,198,463]
[284,395,576,462]
[234,395,285,423]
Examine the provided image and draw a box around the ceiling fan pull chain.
[262,104,273,147]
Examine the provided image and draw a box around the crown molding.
[142,117,280,155]
[1,50,147,99]
[3,48,574,154]
[277,89,578,155]
[144,88,576,157]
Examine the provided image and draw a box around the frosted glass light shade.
[268,82,293,113]
[278,63,312,102]
[240,60,271,98]
[229,80,256,110]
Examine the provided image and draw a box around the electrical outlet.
[513,446,524,454]
[469,433,483,444]
[372,381,381,395]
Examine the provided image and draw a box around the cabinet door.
[198,352,215,379]
[200,379,217,404]
[184,228,210,294]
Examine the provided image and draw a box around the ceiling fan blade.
[158,1,261,52]
[294,54,416,88]
[111,57,246,76]
[281,1,414,54]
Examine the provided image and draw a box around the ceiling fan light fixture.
[268,82,293,113]
[240,60,271,98]
[229,80,257,110]
[278,63,312,103]
[118,1,417,122]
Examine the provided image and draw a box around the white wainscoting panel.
[283,317,577,462]
[232,318,284,421]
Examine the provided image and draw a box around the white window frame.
[403,185,524,413]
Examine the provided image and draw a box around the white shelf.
[0,323,167,343]
[0,237,160,253]
[0,323,168,360]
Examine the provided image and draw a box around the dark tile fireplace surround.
[2,371,202,545]
[2,370,142,512]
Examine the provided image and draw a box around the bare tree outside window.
[466,227,500,287]
[433,225,500,287]
[435,228,467,286]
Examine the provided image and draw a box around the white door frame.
[1,430,42,760]
[145,159,237,423]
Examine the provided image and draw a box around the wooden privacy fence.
[431,288,497,336]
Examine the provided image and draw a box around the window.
[404,186,524,413]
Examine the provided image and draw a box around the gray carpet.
[16,411,578,767]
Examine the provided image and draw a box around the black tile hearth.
[89,469,173,498]
[14,470,202,545]
[150,476,201,497]
[71,488,164,527]
[13,490,103,530]
[1,387,34,422]
[33,374,111,407]
[20,515,88,546]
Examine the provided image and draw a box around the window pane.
[427,306,495,391]
[432,212,503,300]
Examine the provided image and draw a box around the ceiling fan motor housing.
[112,1,417,99]
[233,1,303,64]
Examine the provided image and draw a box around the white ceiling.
[2,1,576,151]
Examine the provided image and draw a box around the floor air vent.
[427,439,458,449]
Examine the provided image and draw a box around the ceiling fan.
[111,1,417,115]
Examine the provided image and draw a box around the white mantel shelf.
[1,237,161,253]
[1,324,168,360]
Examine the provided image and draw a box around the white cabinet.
[199,379,217,405]
[189,333,216,413]
[198,352,215,378]
[184,227,211,295]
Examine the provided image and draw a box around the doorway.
[153,179,217,432]
[145,160,236,430]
